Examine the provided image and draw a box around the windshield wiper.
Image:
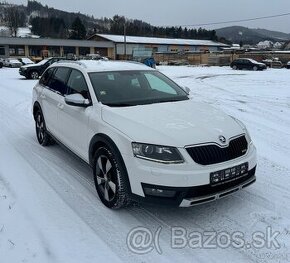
[156,97,189,103]
[104,103,135,107]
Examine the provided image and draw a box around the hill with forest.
[0,1,218,41]
[215,26,290,45]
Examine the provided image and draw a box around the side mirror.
[182,86,191,94]
[64,94,91,107]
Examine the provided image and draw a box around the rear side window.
[39,68,55,86]
[67,69,90,99]
[48,67,70,95]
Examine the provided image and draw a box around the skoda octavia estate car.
[32,60,257,209]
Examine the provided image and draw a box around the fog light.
[143,187,176,198]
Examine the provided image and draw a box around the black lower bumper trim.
[131,166,256,207]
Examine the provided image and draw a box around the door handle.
[57,103,64,110]
[40,94,46,99]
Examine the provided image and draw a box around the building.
[88,34,229,59]
[0,34,229,60]
[0,36,114,58]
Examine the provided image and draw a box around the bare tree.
[4,5,26,37]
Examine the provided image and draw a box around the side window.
[144,73,177,95]
[67,69,90,99]
[39,68,54,86]
[48,67,70,95]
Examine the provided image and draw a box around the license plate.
[210,162,249,185]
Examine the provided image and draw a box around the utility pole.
[124,20,127,60]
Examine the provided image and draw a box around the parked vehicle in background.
[32,60,257,209]
[18,57,35,65]
[287,61,290,69]
[84,54,109,61]
[262,59,272,67]
[4,58,22,68]
[0,59,3,68]
[19,57,64,79]
[230,58,266,71]
[132,48,156,68]
[262,58,283,69]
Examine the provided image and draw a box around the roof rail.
[56,60,88,68]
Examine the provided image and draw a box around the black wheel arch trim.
[89,133,132,194]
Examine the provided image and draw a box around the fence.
[153,51,290,67]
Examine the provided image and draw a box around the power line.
[176,12,290,27]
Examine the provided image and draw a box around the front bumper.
[19,69,28,77]
[131,167,256,207]
[124,143,257,207]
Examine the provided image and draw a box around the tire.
[35,109,52,146]
[253,66,258,71]
[232,65,237,70]
[93,146,130,209]
[30,71,39,79]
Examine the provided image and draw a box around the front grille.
[186,135,248,165]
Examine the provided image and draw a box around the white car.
[4,58,22,68]
[32,60,257,209]
[18,57,35,65]
[287,61,290,69]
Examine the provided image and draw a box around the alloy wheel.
[36,112,45,143]
[96,155,117,201]
[31,71,39,79]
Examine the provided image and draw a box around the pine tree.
[70,17,86,39]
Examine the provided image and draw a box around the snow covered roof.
[96,34,228,47]
[55,60,154,72]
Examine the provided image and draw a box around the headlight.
[231,117,252,144]
[132,143,184,164]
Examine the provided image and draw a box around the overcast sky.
[6,0,290,33]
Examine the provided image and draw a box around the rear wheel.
[30,71,39,79]
[93,146,130,209]
[35,110,51,146]
[232,65,237,70]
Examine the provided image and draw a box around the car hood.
[101,99,244,147]
[21,64,37,69]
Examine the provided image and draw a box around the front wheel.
[253,66,258,71]
[30,71,39,79]
[232,65,237,70]
[93,146,130,209]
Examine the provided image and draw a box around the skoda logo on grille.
[219,135,227,144]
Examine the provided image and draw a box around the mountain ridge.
[215,26,290,44]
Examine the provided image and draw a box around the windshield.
[248,59,259,63]
[22,58,33,63]
[36,59,49,65]
[89,70,188,106]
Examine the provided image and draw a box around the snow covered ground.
[0,65,290,263]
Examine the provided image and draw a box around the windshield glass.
[36,59,49,65]
[89,70,188,106]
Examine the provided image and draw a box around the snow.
[97,34,228,47]
[1,66,290,262]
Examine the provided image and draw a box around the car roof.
[52,60,155,73]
